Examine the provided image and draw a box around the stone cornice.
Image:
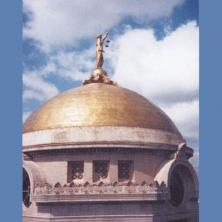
[33,181,168,203]
[23,142,179,153]
[23,126,185,152]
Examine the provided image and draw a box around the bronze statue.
[83,32,116,85]
[96,32,108,68]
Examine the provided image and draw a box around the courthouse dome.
[23,83,181,135]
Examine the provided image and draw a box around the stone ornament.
[34,181,167,197]
[171,143,188,160]
[83,68,116,85]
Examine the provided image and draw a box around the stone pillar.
[109,158,118,182]
[84,161,93,183]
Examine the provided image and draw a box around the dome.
[23,83,181,135]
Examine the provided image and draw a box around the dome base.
[83,68,116,85]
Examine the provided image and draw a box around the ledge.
[23,127,185,150]
[33,182,168,203]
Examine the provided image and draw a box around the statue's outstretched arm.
[102,32,108,42]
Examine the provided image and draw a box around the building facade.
[23,81,198,222]
[23,34,198,222]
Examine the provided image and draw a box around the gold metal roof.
[23,83,181,135]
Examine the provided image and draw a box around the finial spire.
[83,32,116,85]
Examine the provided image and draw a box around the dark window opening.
[93,160,109,182]
[118,160,133,182]
[68,161,84,182]
[169,169,185,206]
[23,168,31,208]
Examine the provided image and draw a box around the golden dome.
[23,83,181,135]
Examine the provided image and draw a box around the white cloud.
[23,0,185,50]
[49,46,95,81]
[23,72,59,102]
[162,100,199,143]
[110,22,199,103]
[22,47,95,103]
[108,21,199,146]
[23,111,31,123]
[190,149,199,173]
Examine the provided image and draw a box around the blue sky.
[22,0,199,168]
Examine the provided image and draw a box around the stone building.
[22,35,198,222]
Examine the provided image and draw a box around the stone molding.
[23,126,185,151]
[23,212,199,222]
[23,215,163,222]
[33,181,168,203]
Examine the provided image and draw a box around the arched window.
[169,168,185,206]
[23,168,31,208]
[169,164,196,207]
